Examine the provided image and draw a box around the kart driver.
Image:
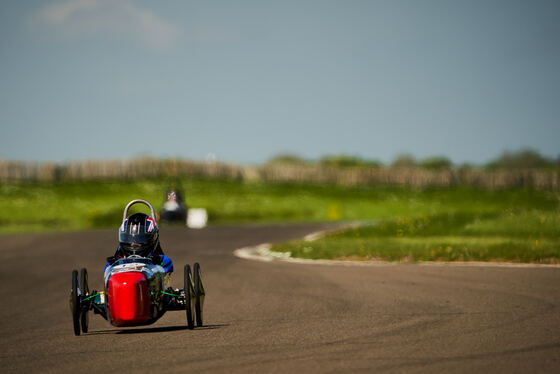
[105,212,173,274]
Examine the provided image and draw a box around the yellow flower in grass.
[327,204,341,220]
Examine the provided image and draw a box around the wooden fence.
[0,158,558,190]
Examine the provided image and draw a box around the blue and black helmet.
[119,212,159,257]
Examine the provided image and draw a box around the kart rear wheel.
[193,262,205,327]
[80,268,89,333]
[70,269,80,336]
[184,264,194,329]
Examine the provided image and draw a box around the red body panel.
[108,272,150,326]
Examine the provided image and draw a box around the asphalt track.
[1,223,559,373]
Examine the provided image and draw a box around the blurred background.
[1,0,559,164]
[0,1,558,262]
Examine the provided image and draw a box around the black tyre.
[80,268,89,333]
[184,264,194,329]
[193,262,205,327]
[70,269,80,336]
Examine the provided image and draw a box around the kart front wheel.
[193,262,205,327]
[184,264,194,329]
[70,269,80,336]
[80,268,89,333]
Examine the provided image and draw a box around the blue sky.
[1,0,558,165]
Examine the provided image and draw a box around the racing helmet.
[119,212,159,257]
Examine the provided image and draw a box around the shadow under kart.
[70,261,205,336]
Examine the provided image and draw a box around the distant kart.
[160,189,188,223]
[69,201,205,336]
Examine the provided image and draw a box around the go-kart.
[160,189,188,223]
[69,200,205,336]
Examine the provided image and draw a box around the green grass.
[1,179,559,263]
[272,209,560,264]
[0,178,421,233]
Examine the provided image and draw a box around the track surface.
[1,223,559,373]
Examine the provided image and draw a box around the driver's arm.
[160,255,173,273]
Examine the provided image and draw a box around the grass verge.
[271,210,560,264]
[1,178,559,263]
